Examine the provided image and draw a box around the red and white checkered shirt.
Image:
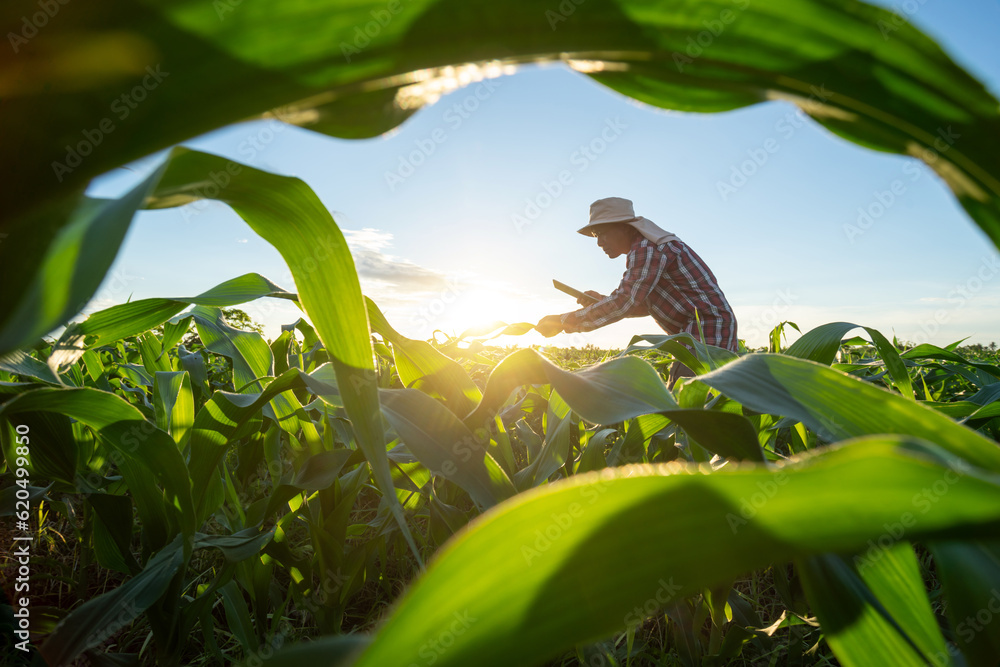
[561,237,738,350]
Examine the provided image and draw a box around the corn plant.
[3,0,1000,666]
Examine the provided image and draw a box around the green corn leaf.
[291,450,360,492]
[0,388,195,537]
[465,349,764,462]
[799,543,951,667]
[513,398,574,490]
[136,332,170,375]
[784,322,912,398]
[219,581,260,654]
[89,493,141,576]
[380,388,516,508]
[1,410,78,487]
[159,316,193,359]
[6,0,1000,256]
[75,273,296,348]
[39,536,186,666]
[1,190,159,354]
[901,344,1000,381]
[697,354,1000,473]
[466,349,678,426]
[367,298,482,416]
[191,305,273,393]
[2,145,417,560]
[153,371,193,450]
[186,364,345,518]
[0,349,63,386]
[347,438,1000,667]
[576,428,616,474]
[928,539,1000,667]
[621,333,739,375]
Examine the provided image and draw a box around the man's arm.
[560,242,667,333]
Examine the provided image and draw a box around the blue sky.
[85,0,1000,350]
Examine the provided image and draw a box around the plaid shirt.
[561,237,738,350]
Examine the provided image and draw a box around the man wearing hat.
[536,197,738,386]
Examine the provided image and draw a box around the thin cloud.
[343,227,451,292]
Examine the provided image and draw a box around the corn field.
[3,0,1000,666]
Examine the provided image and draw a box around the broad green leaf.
[291,450,359,492]
[0,388,195,537]
[147,149,417,558]
[271,329,293,377]
[159,315,193,358]
[576,428,616,474]
[153,371,193,449]
[0,483,50,517]
[1,191,159,354]
[928,539,1000,667]
[39,536,185,666]
[466,349,764,461]
[191,305,273,393]
[902,344,1000,381]
[220,581,260,653]
[349,438,1000,667]
[622,333,739,374]
[76,273,296,348]
[186,364,344,518]
[784,322,912,398]
[513,404,574,490]
[136,332,171,376]
[7,0,1000,258]
[0,349,63,385]
[380,388,516,508]
[1,410,78,486]
[466,349,678,426]
[367,298,482,416]
[90,493,140,575]
[697,353,1000,473]
[6,145,415,558]
[799,543,950,667]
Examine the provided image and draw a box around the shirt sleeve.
[560,242,667,333]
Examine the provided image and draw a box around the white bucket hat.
[577,197,680,245]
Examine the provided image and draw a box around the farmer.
[536,197,738,386]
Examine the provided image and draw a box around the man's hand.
[535,314,565,338]
[577,290,604,306]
